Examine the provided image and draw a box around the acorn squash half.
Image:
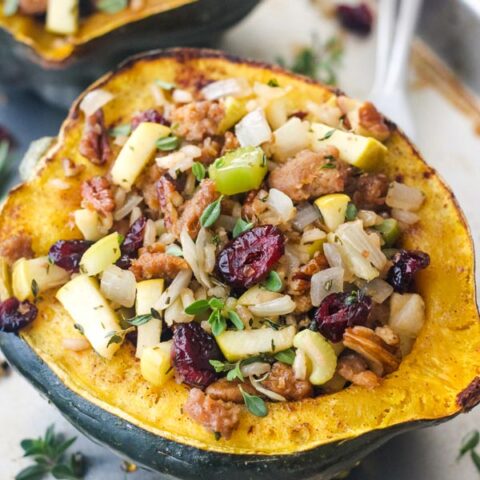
[0,48,479,480]
[0,0,195,63]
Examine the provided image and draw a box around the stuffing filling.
[0,73,431,440]
[4,0,153,36]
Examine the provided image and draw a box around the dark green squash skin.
[0,0,260,109]
[0,332,448,480]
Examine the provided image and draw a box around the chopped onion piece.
[323,242,344,269]
[80,89,114,117]
[241,362,271,378]
[113,194,142,221]
[301,228,326,244]
[362,278,393,303]
[284,244,301,273]
[201,78,251,100]
[250,375,287,402]
[172,89,193,103]
[249,295,296,317]
[235,109,272,147]
[150,83,167,106]
[62,337,90,352]
[100,265,136,308]
[143,219,157,247]
[391,208,420,225]
[386,182,424,211]
[273,117,310,160]
[292,348,308,380]
[181,229,212,288]
[130,206,142,226]
[310,267,344,307]
[293,203,321,231]
[165,296,193,326]
[266,188,296,223]
[336,220,387,270]
[154,269,192,311]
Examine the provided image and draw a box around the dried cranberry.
[336,3,373,36]
[172,322,223,389]
[131,109,170,130]
[216,225,285,289]
[313,292,372,343]
[48,240,93,273]
[116,216,146,269]
[387,250,430,293]
[0,298,38,333]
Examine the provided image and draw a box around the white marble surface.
[1,0,480,479]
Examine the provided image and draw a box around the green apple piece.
[311,122,387,171]
[208,146,268,195]
[46,0,79,35]
[79,232,122,276]
[56,275,123,359]
[216,325,296,362]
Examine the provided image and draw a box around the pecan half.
[79,110,111,165]
[206,378,257,404]
[337,352,381,388]
[343,326,399,376]
[261,362,313,401]
[81,176,115,216]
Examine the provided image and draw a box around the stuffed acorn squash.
[0,48,479,480]
[0,0,195,63]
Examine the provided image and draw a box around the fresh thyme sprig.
[277,35,344,85]
[16,425,86,480]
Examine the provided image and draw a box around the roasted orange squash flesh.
[0,49,479,456]
[0,0,195,63]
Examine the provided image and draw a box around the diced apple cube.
[111,122,170,191]
[56,275,123,359]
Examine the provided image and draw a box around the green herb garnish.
[156,135,179,151]
[232,218,253,238]
[278,35,344,85]
[239,386,268,417]
[96,0,128,14]
[274,348,296,365]
[192,161,206,182]
[458,430,480,460]
[228,310,244,331]
[184,299,210,315]
[226,362,244,382]
[126,314,153,327]
[16,425,86,480]
[200,195,223,228]
[262,271,283,292]
[267,78,280,87]
[319,130,335,141]
[208,309,227,337]
[31,279,39,299]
